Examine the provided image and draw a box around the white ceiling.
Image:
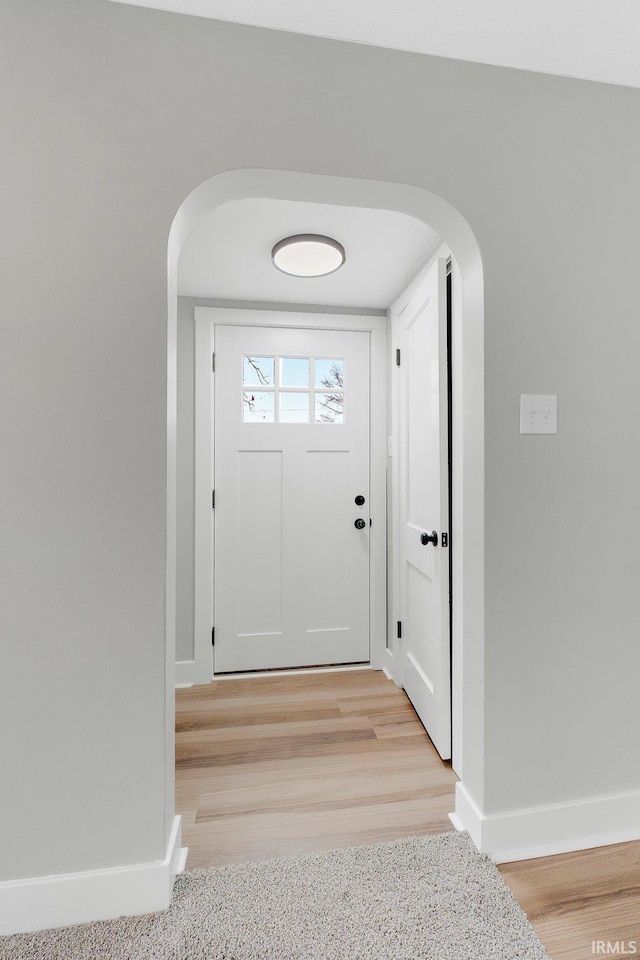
[178,198,440,308]
[107,0,640,89]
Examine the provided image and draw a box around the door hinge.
[397,620,402,639]
[212,489,215,509]
[211,627,215,646]
[442,532,448,547]
[396,348,401,367]
[212,352,215,372]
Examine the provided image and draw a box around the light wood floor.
[499,843,640,960]
[176,668,640,960]
[175,668,457,868]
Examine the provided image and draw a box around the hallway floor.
[175,668,457,869]
[175,668,640,960]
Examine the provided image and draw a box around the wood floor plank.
[195,772,453,822]
[176,728,377,769]
[182,795,456,868]
[176,700,342,731]
[175,735,448,791]
[336,693,415,717]
[499,841,640,960]
[372,712,426,738]
[177,714,373,746]
[176,742,454,807]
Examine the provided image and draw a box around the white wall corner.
[450,781,640,863]
[0,816,186,936]
[449,781,484,850]
[381,647,400,687]
[175,659,199,686]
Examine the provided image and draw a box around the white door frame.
[192,306,387,681]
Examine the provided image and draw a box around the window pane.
[280,357,309,387]
[314,358,343,389]
[315,393,344,424]
[243,391,274,422]
[280,392,310,423]
[243,356,274,387]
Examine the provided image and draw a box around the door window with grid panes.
[242,355,344,424]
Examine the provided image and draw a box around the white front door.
[397,256,451,759]
[214,324,371,672]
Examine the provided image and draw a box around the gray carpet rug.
[0,832,550,960]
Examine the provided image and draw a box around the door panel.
[236,450,283,637]
[304,451,350,631]
[398,256,451,759]
[214,325,370,673]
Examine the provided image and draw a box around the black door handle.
[354,518,366,530]
[420,531,438,546]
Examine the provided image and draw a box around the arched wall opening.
[166,168,486,832]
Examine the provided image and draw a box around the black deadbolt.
[354,518,366,530]
[355,495,365,506]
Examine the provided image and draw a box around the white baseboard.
[175,659,199,686]
[382,647,401,686]
[0,816,186,936]
[450,781,640,863]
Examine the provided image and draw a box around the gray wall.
[2,0,640,883]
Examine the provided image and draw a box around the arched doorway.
[166,168,485,834]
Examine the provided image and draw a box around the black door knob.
[354,518,366,530]
[355,495,365,506]
[420,530,438,546]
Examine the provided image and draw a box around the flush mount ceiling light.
[271,234,346,278]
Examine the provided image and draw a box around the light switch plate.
[520,394,558,434]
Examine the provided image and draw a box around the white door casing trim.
[0,817,186,937]
[194,310,386,331]
[168,167,485,831]
[192,317,216,684]
[189,307,387,679]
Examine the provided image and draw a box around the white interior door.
[214,324,371,672]
[398,256,451,759]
